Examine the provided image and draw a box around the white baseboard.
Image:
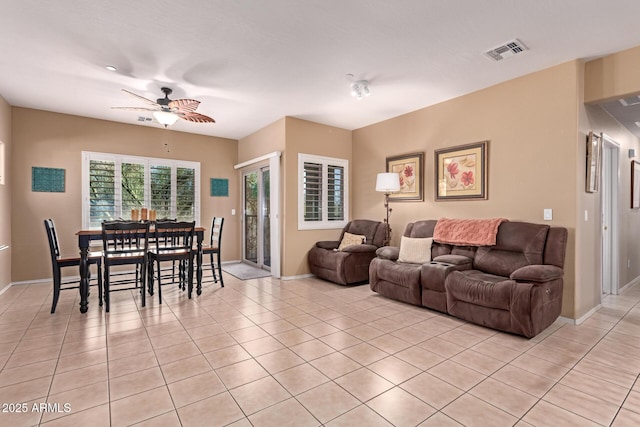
[10,278,51,286]
[0,283,12,296]
[280,273,314,281]
[574,303,603,325]
[619,275,640,294]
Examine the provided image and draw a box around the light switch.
[231,209,236,216]
[543,209,553,221]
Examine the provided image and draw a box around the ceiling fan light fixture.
[350,80,370,100]
[153,110,179,127]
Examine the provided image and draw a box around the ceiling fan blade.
[111,106,160,112]
[178,111,215,123]
[169,98,200,113]
[121,89,160,107]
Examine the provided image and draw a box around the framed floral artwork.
[435,141,488,201]
[386,152,424,201]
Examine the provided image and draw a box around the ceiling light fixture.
[105,65,117,71]
[351,80,371,100]
[153,110,179,127]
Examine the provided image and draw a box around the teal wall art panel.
[210,178,229,197]
[32,167,65,192]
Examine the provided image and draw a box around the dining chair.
[101,220,150,312]
[147,221,196,303]
[44,219,103,314]
[201,217,224,287]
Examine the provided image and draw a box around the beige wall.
[239,116,352,277]
[585,45,640,103]
[0,96,11,289]
[353,61,580,318]
[283,117,352,277]
[237,118,286,272]
[11,108,239,282]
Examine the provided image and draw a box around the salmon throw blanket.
[433,218,508,246]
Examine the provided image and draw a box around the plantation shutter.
[150,165,172,219]
[176,167,196,221]
[303,162,322,222]
[89,159,116,227]
[327,165,344,221]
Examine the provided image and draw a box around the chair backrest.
[101,221,150,257]
[44,218,61,262]
[152,221,196,252]
[209,217,224,248]
[340,219,386,247]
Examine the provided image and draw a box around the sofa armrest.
[341,244,377,253]
[510,265,564,282]
[316,241,339,250]
[375,246,399,261]
[432,254,473,267]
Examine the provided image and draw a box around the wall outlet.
[231,209,236,216]
[543,209,553,221]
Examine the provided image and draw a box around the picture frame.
[586,131,602,193]
[632,160,640,209]
[435,141,488,201]
[386,152,424,201]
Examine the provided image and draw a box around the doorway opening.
[601,135,620,297]
[243,166,271,271]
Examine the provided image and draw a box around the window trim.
[298,153,349,230]
[82,151,200,228]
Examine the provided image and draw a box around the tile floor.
[1,272,640,426]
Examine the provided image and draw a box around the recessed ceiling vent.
[137,116,152,122]
[619,96,640,107]
[485,39,528,61]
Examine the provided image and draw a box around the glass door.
[243,166,271,270]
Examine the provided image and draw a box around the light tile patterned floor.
[1,273,640,426]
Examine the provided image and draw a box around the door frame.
[234,151,281,278]
[600,134,620,297]
[241,166,271,271]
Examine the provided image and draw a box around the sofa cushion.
[375,259,422,289]
[398,236,432,264]
[337,232,366,251]
[473,222,549,277]
[445,270,514,310]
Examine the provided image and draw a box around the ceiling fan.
[112,87,215,127]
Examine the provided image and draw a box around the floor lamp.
[376,172,401,246]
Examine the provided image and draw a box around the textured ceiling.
[1,0,640,140]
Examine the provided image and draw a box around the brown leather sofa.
[369,220,568,338]
[309,219,387,285]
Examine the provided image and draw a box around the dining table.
[75,226,205,313]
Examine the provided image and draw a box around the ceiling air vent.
[619,96,640,107]
[137,116,152,122]
[485,39,528,61]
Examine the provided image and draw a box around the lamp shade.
[153,111,179,126]
[376,172,401,193]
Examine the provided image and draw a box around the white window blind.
[82,152,200,228]
[298,153,348,230]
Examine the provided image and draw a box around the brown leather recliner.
[308,219,387,285]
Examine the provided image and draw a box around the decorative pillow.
[337,232,366,251]
[398,236,433,263]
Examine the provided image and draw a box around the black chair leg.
[51,270,61,314]
[104,266,110,313]
[157,260,163,304]
[217,252,224,287]
[97,263,103,307]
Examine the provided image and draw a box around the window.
[298,153,348,230]
[82,152,200,228]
